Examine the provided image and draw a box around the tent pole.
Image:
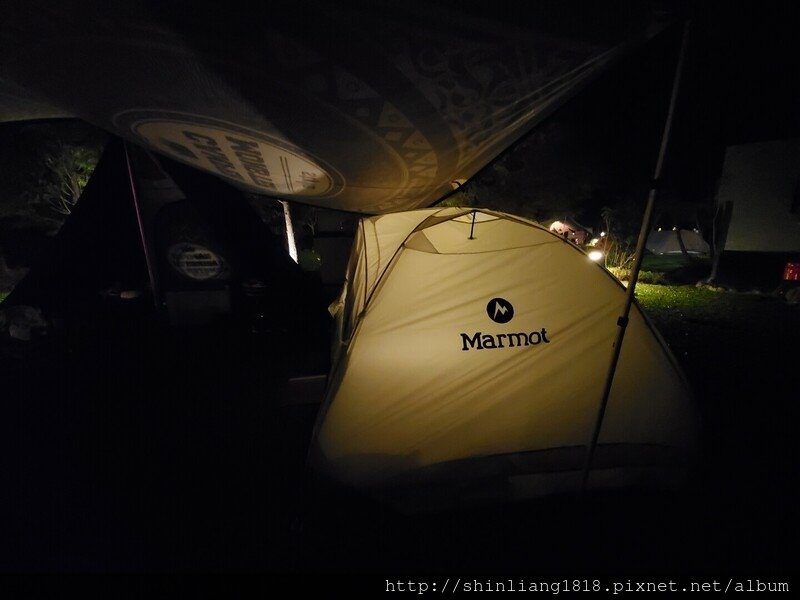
[123,141,160,308]
[580,20,690,493]
[281,200,299,263]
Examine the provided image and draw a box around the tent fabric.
[646,229,710,255]
[312,208,698,508]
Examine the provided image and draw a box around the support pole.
[469,210,477,240]
[281,200,299,263]
[123,141,160,308]
[580,21,691,493]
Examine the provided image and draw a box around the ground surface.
[5,283,799,573]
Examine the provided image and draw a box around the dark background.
[458,1,800,235]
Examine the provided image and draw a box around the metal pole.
[281,200,299,263]
[580,20,691,492]
[123,141,160,308]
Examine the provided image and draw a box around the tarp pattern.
[0,1,664,213]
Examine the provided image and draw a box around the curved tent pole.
[580,20,691,493]
[359,208,469,312]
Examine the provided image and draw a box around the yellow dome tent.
[310,208,699,510]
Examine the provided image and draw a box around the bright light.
[657,227,662,231]
[589,237,599,245]
[672,226,677,231]
[588,250,604,262]
[600,231,606,237]
[281,200,298,263]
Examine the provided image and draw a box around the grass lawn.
[634,282,798,563]
[635,282,795,326]
[608,253,711,285]
[640,253,706,272]
[634,283,799,364]
[634,283,799,396]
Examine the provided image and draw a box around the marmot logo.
[460,298,551,352]
[487,298,514,323]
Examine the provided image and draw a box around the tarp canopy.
[646,229,710,255]
[311,208,698,509]
[0,1,668,214]
[716,140,800,253]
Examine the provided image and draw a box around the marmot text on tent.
[460,328,550,351]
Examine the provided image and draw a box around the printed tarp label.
[119,112,336,197]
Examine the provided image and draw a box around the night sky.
[464,1,800,231]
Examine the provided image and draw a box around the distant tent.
[548,217,592,245]
[710,139,800,290]
[716,139,800,254]
[310,208,698,510]
[646,229,710,255]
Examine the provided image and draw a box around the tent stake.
[580,21,690,493]
[469,210,477,239]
